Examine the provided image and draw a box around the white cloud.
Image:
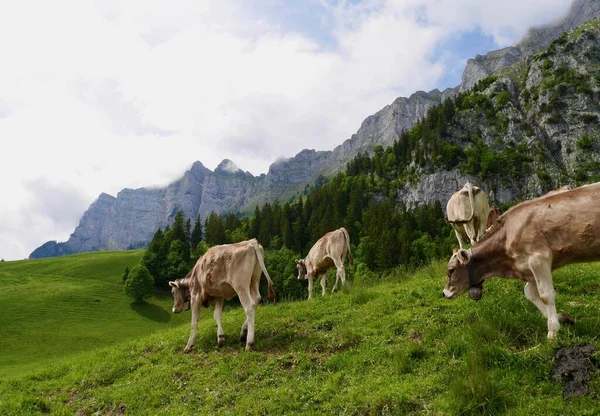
[0,0,575,259]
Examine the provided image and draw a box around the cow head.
[295,259,307,280]
[169,279,190,313]
[442,249,483,301]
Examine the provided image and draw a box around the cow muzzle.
[442,289,454,299]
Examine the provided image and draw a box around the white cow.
[169,239,274,352]
[296,227,353,300]
[446,182,490,249]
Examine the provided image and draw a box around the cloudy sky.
[1,0,573,260]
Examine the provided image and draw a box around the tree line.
[125,75,550,302]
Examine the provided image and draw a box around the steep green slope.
[0,251,189,378]
[2,260,600,415]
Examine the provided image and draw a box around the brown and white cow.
[296,227,353,300]
[442,182,600,340]
[446,182,490,249]
[169,238,275,352]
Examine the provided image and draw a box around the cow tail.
[253,241,275,301]
[341,227,353,265]
[466,182,476,223]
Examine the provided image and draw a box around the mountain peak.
[214,159,248,177]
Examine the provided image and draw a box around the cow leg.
[524,282,549,318]
[240,320,248,344]
[184,295,200,353]
[238,291,256,351]
[453,227,468,249]
[524,282,574,326]
[464,223,477,245]
[332,258,346,293]
[528,255,560,340]
[307,276,314,300]
[321,274,327,296]
[214,298,225,347]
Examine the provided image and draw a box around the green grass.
[1,253,600,414]
[0,251,189,378]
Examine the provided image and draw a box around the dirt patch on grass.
[551,344,597,398]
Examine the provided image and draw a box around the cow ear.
[295,259,299,264]
[169,281,179,288]
[452,248,458,255]
[456,249,471,265]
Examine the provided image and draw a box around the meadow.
[0,251,189,378]
[1,251,600,415]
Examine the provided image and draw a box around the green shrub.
[494,91,511,108]
[576,135,594,150]
[581,114,599,124]
[124,265,154,303]
[547,114,562,124]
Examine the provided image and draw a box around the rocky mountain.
[396,17,600,207]
[30,1,600,259]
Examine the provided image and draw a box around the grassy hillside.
[0,251,189,378]
[1,253,600,415]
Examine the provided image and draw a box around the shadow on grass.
[130,301,171,323]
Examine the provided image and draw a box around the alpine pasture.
[2,251,600,414]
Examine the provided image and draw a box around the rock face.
[518,0,600,56]
[30,2,600,259]
[459,47,523,92]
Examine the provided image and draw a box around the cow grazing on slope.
[442,182,600,340]
[446,182,490,249]
[296,227,353,300]
[169,239,275,352]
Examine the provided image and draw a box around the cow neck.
[470,232,515,282]
[303,258,313,278]
[466,249,479,289]
[179,277,191,303]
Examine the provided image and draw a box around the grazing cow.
[446,182,490,249]
[442,182,600,340]
[296,227,353,300]
[487,206,502,229]
[169,239,275,352]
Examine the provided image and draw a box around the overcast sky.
[1,0,573,260]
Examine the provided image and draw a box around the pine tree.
[205,212,227,246]
[191,216,203,248]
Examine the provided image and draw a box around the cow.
[442,182,600,340]
[487,206,502,229]
[169,239,275,352]
[446,182,490,249]
[296,227,353,300]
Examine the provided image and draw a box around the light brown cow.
[296,227,353,300]
[169,238,275,352]
[446,182,490,249]
[442,182,600,340]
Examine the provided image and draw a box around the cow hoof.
[547,331,556,341]
[245,342,254,351]
[559,313,575,325]
[184,345,194,353]
[218,336,225,347]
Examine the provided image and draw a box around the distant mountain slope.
[30,0,600,259]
